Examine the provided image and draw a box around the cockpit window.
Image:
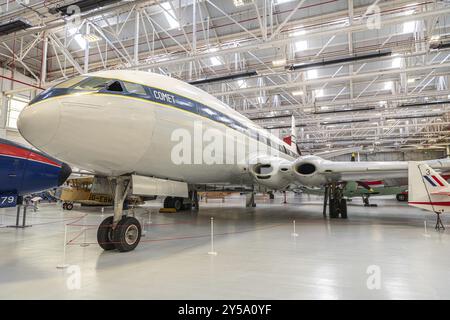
[123,82,147,95]
[105,80,124,92]
[53,76,87,89]
[72,77,110,91]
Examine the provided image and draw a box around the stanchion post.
[80,226,90,247]
[291,220,299,237]
[208,217,218,256]
[15,205,20,226]
[57,224,69,269]
[141,215,147,237]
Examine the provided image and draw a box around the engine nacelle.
[292,155,330,187]
[249,155,293,190]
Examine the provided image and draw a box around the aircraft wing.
[249,154,450,189]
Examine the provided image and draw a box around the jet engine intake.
[293,156,329,187]
[249,157,293,189]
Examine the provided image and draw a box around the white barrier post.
[208,217,218,256]
[141,215,147,237]
[80,226,90,247]
[57,224,69,269]
[291,220,299,237]
[423,220,431,237]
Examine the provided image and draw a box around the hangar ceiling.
[1,0,450,153]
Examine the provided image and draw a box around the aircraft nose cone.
[58,162,72,186]
[17,102,60,149]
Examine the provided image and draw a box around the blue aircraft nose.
[58,163,72,186]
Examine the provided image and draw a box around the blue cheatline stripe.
[424,175,436,187]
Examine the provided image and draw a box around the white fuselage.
[17,70,296,185]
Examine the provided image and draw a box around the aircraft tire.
[62,203,67,210]
[97,216,116,251]
[173,198,183,211]
[66,203,73,211]
[113,216,142,252]
[329,200,339,218]
[163,197,173,208]
[340,199,348,219]
[396,194,407,202]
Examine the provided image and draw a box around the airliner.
[0,138,71,208]
[16,70,450,252]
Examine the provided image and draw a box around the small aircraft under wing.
[408,162,450,230]
[299,180,408,206]
[16,70,450,251]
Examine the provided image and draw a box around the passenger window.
[199,105,218,120]
[123,82,147,95]
[258,134,267,145]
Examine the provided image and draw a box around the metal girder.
[47,32,84,75]
[133,6,450,70]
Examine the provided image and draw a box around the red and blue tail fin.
[408,162,450,213]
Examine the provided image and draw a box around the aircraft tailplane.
[408,162,450,213]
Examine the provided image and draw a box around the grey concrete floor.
[0,193,449,300]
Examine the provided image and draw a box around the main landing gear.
[323,183,348,219]
[162,191,199,212]
[97,177,142,252]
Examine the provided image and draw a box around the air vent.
[50,0,123,16]
[0,19,33,36]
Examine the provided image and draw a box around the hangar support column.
[0,92,8,138]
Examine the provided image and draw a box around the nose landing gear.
[96,176,142,252]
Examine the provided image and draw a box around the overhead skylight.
[294,40,308,52]
[306,69,318,80]
[237,80,247,88]
[403,21,417,34]
[83,33,101,43]
[391,57,402,68]
[289,28,306,37]
[206,47,223,66]
[292,90,304,96]
[314,89,324,98]
[161,2,180,29]
[276,0,296,4]
[233,0,254,6]
[68,27,87,50]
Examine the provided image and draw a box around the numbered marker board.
[0,194,18,208]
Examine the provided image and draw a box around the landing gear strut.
[362,194,377,207]
[323,183,348,219]
[96,177,142,252]
[245,192,256,208]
